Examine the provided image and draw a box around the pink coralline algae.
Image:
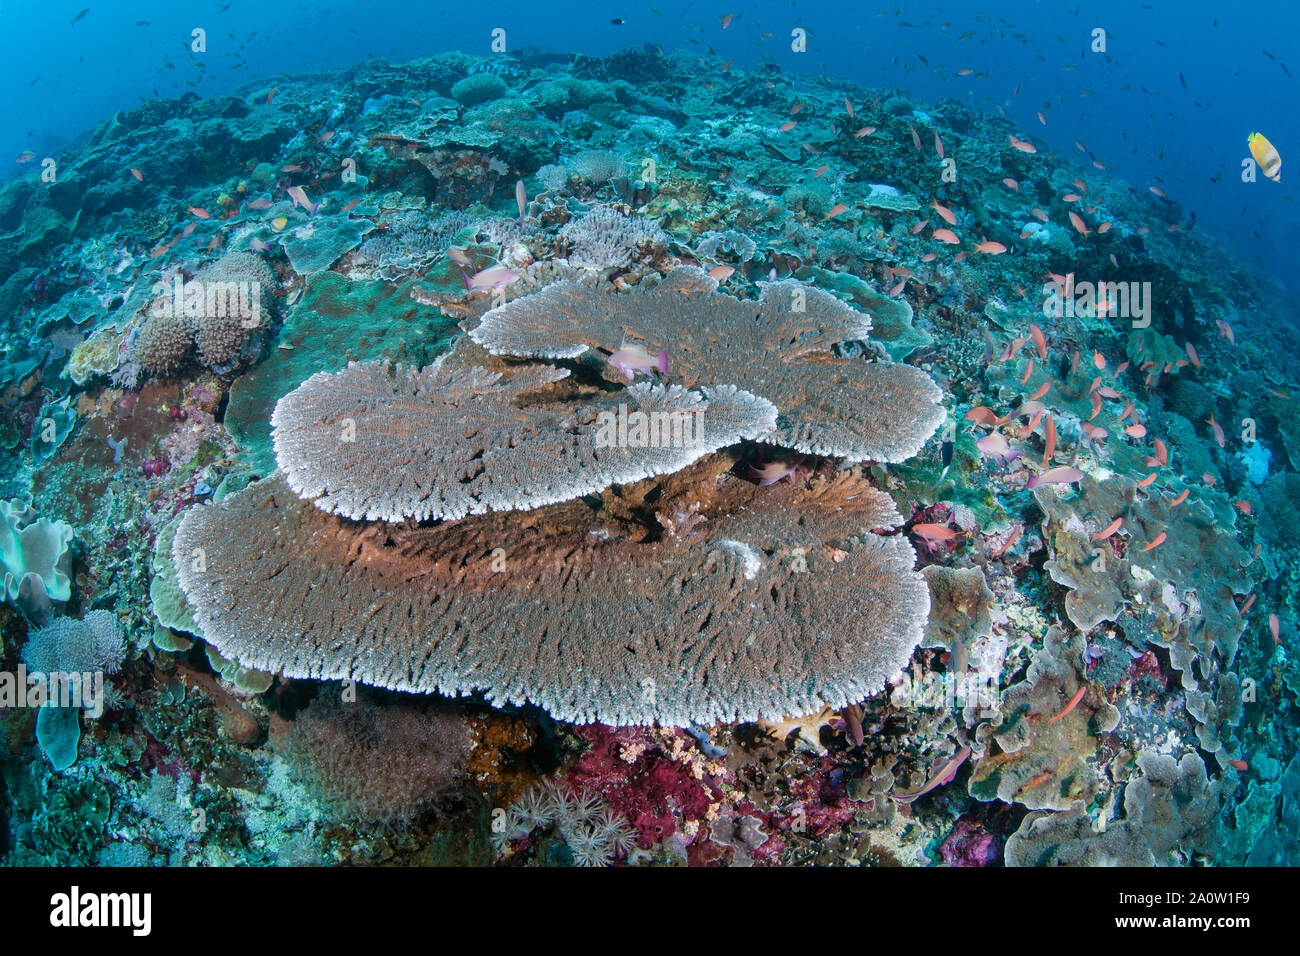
[939,818,999,867]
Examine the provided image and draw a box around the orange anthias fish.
[1027,466,1083,488]
[1069,211,1089,236]
[777,121,797,132]
[1169,488,1190,506]
[1003,178,1019,191]
[931,200,957,225]
[1009,136,1036,153]
[130,168,143,182]
[934,130,945,159]
[188,206,210,219]
[1030,207,1049,222]
[1048,686,1087,724]
[826,203,850,219]
[1271,613,1280,645]
[912,523,961,551]
[286,185,318,215]
[1207,415,1226,448]
[909,124,922,151]
[1092,517,1123,541]
[965,406,1006,426]
[1217,319,1236,345]
[1028,323,1047,360]
[991,524,1022,558]
[974,241,1007,254]
[1140,532,1168,552]
[854,126,877,138]
[932,227,960,244]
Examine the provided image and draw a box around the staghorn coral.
[270,359,777,522]
[469,266,945,461]
[172,469,929,727]
[276,689,471,824]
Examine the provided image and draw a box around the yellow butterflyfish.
[1249,132,1282,181]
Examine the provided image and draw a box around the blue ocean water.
[3,0,1297,293]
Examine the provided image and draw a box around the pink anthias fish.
[892,747,972,804]
[607,343,669,382]
[285,185,318,214]
[750,456,806,486]
[976,432,1021,465]
[515,178,527,224]
[465,264,520,292]
[1027,465,1084,488]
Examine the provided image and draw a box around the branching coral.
[469,266,945,461]
[557,205,668,270]
[271,360,777,522]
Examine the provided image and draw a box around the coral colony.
[2,15,1299,875]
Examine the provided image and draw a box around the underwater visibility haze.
[1,0,1299,877]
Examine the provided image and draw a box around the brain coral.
[469,266,945,461]
[270,359,777,522]
[173,468,929,726]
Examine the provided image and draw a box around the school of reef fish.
[1,45,1299,867]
